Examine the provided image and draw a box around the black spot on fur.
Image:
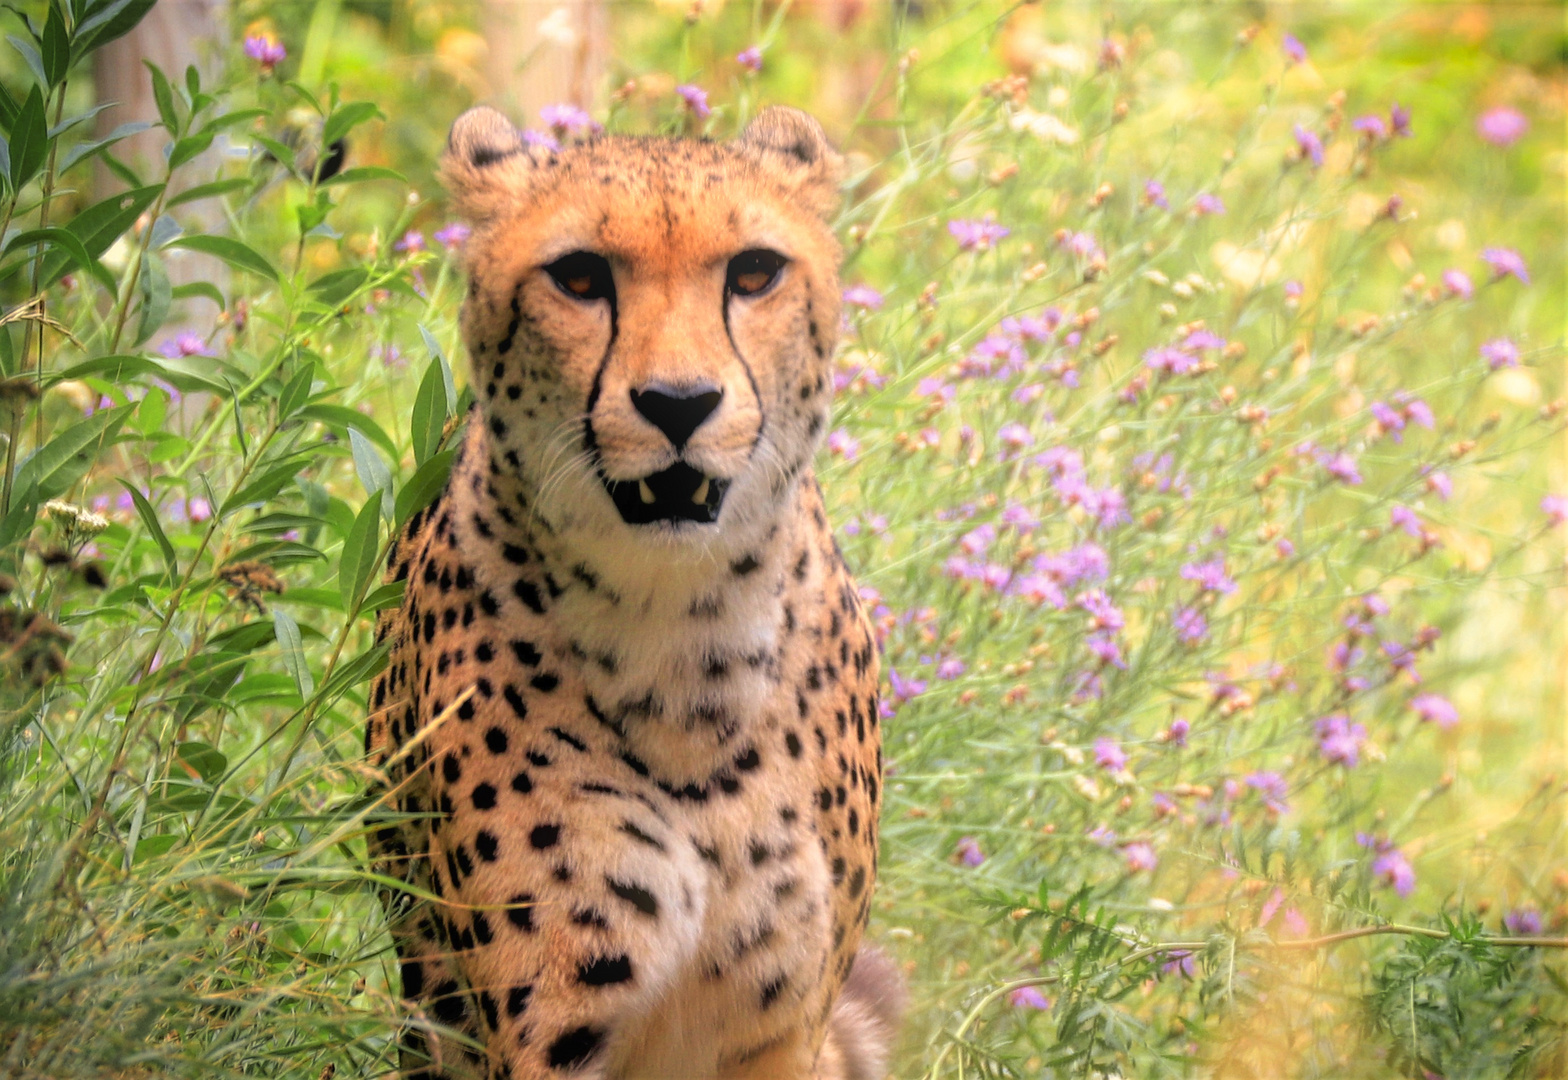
[547,1026,604,1070]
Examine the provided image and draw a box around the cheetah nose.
[629,382,723,451]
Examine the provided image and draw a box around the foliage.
[0,2,1562,1078]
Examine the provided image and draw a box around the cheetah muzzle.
[365,104,900,1080]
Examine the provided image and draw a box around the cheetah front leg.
[426,770,710,1080]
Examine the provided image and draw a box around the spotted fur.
[364,106,895,1080]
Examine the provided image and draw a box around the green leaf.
[277,366,313,421]
[144,60,178,133]
[0,480,37,549]
[50,353,165,384]
[306,266,367,307]
[176,741,227,784]
[195,107,267,135]
[417,324,458,404]
[73,0,157,57]
[168,234,279,283]
[320,101,381,157]
[8,36,47,91]
[219,456,308,518]
[348,428,392,508]
[132,252,171,346]
[166,176,251,208]
[167,128,215,169]
[0,79,18,135]
[360,579,405,616]
[395,449,454,526]
[58,119,152,174]
[41,3,68,87]
[15,406,130,501]
[319,165,405,189]
[272,607,313,700]
[9,84,46,189]
[410,356,450,467]
[170,281,224,309]
[117,479,176,577]
[4,227,96,281]
[339,489,383,612]
[39,183,163,287]
[298,403,396,461]
[251,133,294,170]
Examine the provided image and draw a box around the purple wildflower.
[1001,503,1038,533]
[1008,985,1050,1009]
[1124,842,1158,873]
[1282,33,1307,63]
[936,657,966,680]
[1390,103,1412,137]
[1543,494,1568,527]
[1193,192,1226,216]
[1292,124,1324,168]
[1161,950,1196,978]
[1180,556,1237,594]
[1144,346,1198,376]
[998,422,1034,450]
[675,84,711,119]
[1087,825,1118,847]
[888,667,927,703]
[1167,717,1190,747]
[1315,713,1367,767]
[1426,471,1453,501]
[540,103,595,134]
[1390,505,1421,537]
[736,46,763,72]
[243,34,286,71]
[1480,337,1519,370]
[1094,737,1128,771]
[1316,450,1363,485]
[1284,279,1304,299]
[1409,693,1458,728]
[1504,909,1543,936]
[1480,247,1530,285]
[1076,590,1124,632]
[521,129,562,152]
[1143,179,1170,210]
[1173,607,1208,645]
[1476,106,1528,148]
[160,332,212,358]
[1058,230,1102,260]
[1352,114,1388,140]
[1182,329,1226,352]
[948,218,1010,251]
[1441,268,1474,299]
[841,284,884,310]
[394,230,425,254]
[958,524,995,556]
[434,223,471,249]
[955,837,985,867]
[1087,634,1126,670]
[1246,771,1290,814]
[1371,846,1416,897]
[826,429,860,461]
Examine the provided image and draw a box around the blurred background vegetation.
[0,1,1563,1077]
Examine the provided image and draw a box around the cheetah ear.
[441,107,533,222]
[739,106,843,218]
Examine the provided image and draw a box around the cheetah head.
[441,106,844,562]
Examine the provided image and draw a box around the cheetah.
[364,105,900,1080]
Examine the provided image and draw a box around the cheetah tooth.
[692,478,710,505]
[638,479,656,504]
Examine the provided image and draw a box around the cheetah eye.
[544,251,615,302]
[726,249,787,298]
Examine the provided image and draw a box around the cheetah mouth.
[600,462,729,526]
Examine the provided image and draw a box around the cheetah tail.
[828,946,908,1080]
